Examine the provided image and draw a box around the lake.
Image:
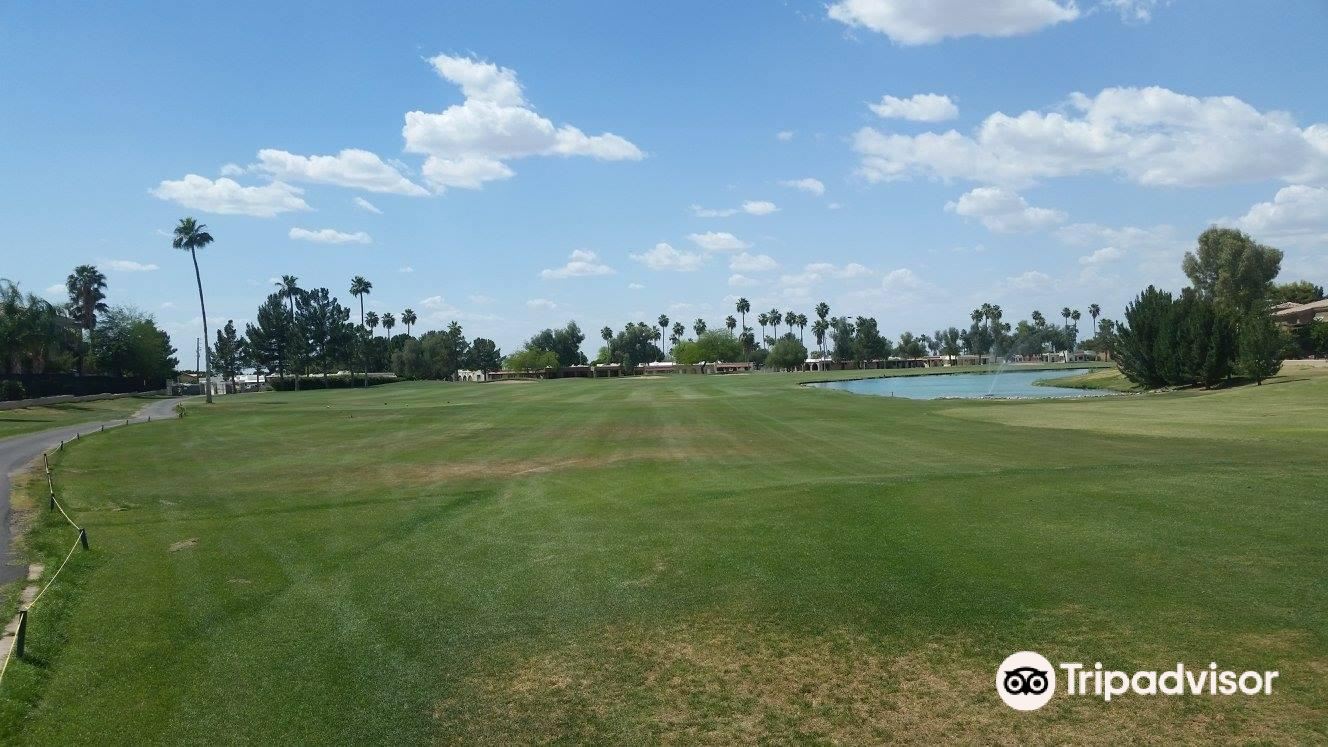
[808,368,1116,400]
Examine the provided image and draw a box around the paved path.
[0,397,188,583]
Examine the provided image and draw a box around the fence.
[0,437,95,685]
[0,373,166,401]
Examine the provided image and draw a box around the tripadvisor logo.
[996,651,1279,711]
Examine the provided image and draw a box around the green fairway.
[0,396,165,440]
[2,366,1325,743]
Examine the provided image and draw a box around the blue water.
[809,368,1115,400]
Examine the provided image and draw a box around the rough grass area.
[1034,367,1141,392]
[0,396,164,440]
[1,365,1324,743]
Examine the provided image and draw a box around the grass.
[0,396,165,440]
[1,365,1325,743]
[1033,367,1141,392]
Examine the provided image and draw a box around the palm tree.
[815,301,830,321]
[769,308,781,339]
[812,318,828,356]
[401,308,417,337]
[1061,306,1072,331]
[657,314,670,351]
[601,326,613,344]
[366,311,380,335]
[1031,310,1045,328]
[725,315,736,334]
[1070,309,1081,335]
[172,217,215,403]
[795,313,808,344]
[1088,303,1101,330]
[757,313,769,345]
[381,312,396,339]
[276,275,302,390]
[65,264,108,375]
[693,318,706,337]
[350,276,373,386]
[671,322,685,346]
[735,297,751,352]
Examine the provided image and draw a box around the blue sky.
[3,1,1326,354]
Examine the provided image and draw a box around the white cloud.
[853,86,1328,188]
[776,131,795,142]
[728,274,761,288]
[627,282,645,290]
[289,227,372,244]
[869,94,958,122]
[160,301,175,309]
[778,178,826,196]
[1229,184,1328,246]
[1003,270,1055,292]
[540,248,615,279]
[690,204,739,218]
[150,175,309,217]
[781,261,874,288]
[469,294,495,305]
[1102,0,1162,22]
[254,148,428,196]
[399,266,415,273]
[404,54,643,191]
[353,197,383,214]
[1079,246,1124,265]
[828,0,1079,45]
[105,259,159,272]
[630,242,705,272]
[730,252,779,273]
[526,297,558,310]
[688,231,751,252]
[44,283,65,296]
[944,187,1066,232]
[742,200,779,215]
[219,163,246,177]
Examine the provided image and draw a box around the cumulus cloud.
[353,196,383,214]
[150,175,310,217]
[778,178,827,196]
[742,200,779,215]
[781,262,873,288]
[1229,184,1328,246]
[627,282,645,290]
[399,266,414,273]
[630,242,705,271]
[776,131,795,141]
[945,187,1066,232]
[728,274,761,287]
[1003,269,1055,292]
[540,249,615,279]
[690,204,739,218]
[526,298,558,310]
[403,54,643,191]
[869,94,958,122]
[1079,246,1124,265]
[253,148,428,196]
[730,252,779,272]
[828,0,1079,45]
[853,86,1328,188]
[688,231,752,252]
[105,259,159,272]
[289,227,372,244]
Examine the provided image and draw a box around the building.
[456,369,490,382]
[1273,299,1328,328]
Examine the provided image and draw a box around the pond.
[807,368,1116,400]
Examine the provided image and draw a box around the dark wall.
[0,374,164,400]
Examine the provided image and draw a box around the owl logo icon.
[997,652,1057,710]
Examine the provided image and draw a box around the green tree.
[526,321,587,367]
[1237,310,1284,385]
[349,276,372,386]
[693,318,706,337]
[381,312,395,341]
[467,338,502,372]
[276,275,303,390]
[671,330,743,364]
[90,306,178,383]
[853,316,890,363]
[245,293,291,380]
[65,264,108,374]
[735,298,750,352]
[670,321,685,346]
[657,314,670,352]
[210,320,244,392]
[505,347,559,373]
[766,335,808,371]
[1115,286,1174,389]
[1270,280,1325,305]
[401,308,417,336]
[171,217,215,402]
[830,317,855,362]
[1182,227,1283,314]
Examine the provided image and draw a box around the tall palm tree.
[276,274,302,390]
[757,312,769,346]
[1088,303,1101,330]
[693,318,706,337]
[601,326,613,344]
[725,315,736,334]
[65,264,108,375]
[795,313,808,344]
[1031,310,1045,328]
[401,308,417,337]
[1061,306,1072,331]
[381,312,395,338]
[172,217,215,403]
[815,301,829,321]
[671,322,685,346]
[350,276,373,386]
[812,318,828,356]
[769,308,781,339]
[657,314,670,351]
[735,297,750,352]
[366,311,380,335]
[1070,309,1081,331]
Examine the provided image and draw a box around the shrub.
[268,373,397,391]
